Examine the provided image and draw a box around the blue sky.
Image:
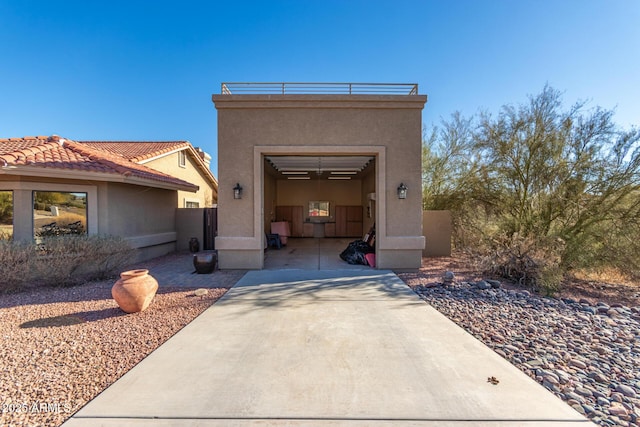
[1,0,638,176]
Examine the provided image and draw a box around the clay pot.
[189,237,200,253]
[112,269,159,313]
[193,252,217,274]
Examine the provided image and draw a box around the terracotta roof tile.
[80,140,218,189]
[79,141,191,162]
[0,136,198,191]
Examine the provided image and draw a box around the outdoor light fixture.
[397,182,408,199]
[233,183,243,199]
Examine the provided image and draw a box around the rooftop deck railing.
[220,82,419,95]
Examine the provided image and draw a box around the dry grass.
[561,267,640,307]
[0,225,12,240]
[34,211,86,228]
[412,251,640,307]
[572,267,636,287]
[54,212,86,228]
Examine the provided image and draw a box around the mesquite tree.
[423,85,640,291]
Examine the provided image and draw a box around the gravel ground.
[3,250,639,426]
[399,270,640,426]
[0,264,243,427]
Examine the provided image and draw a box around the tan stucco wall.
[98,182,178,261]
[423,210,452,257]
[213,94,427,269]
[0,176,178,262]
[176,208,204,252]
[144,151,216,207]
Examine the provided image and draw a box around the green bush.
[0,191,12,224]
[423,85,640,294]
[0,235,135,292]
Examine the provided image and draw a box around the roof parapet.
[220,82,419,95]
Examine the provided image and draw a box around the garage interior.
[263,155,376,269]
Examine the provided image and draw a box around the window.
[178,151,186,168]
[185,200,200,208]
[0,191,13,240]
[309,201,330,217]
[33,191,87,237]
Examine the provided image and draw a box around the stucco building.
[80,140,218,208]
[212,83,427,270]
[0,135,217,261]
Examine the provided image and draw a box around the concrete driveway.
[63,270,590,426]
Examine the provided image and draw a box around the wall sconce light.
[397,182,408,199]
[233,183,243,199]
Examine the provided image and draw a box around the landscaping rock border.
[402,277,640,426]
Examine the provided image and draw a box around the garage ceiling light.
[266,156,373,174]
[330,171,358,175]
[282,171,308,175]
[328,176,351,180]
[287,176,311,180]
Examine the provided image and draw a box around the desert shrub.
[0,235,135,292]
[0,240,34,293]
[479,233,565,295]
[83,235,135,279]
[423,85,640,294]
[33,235,135,287]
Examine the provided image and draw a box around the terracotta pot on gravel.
[112,269,159,313]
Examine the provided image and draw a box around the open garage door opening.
[264,155,376,237]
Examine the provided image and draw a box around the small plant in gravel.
[0,235,134,292]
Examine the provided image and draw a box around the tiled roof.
[79,141,191,163]
[0,136,198,191]
[80,140,218,188]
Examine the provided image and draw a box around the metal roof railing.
[220,82,419,95]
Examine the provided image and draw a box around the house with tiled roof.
[79,140,218,207]
[0,135,217,260]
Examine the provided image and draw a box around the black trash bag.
[340,240,374,265]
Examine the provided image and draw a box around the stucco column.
[12,189,33,241]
